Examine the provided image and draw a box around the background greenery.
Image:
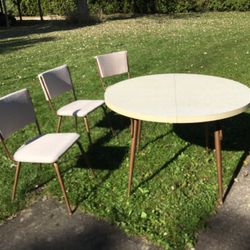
[5,0,250,16]
[1,12,250,249]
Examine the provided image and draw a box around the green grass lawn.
[1,12,250,249]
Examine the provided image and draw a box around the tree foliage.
[7,0,250,16]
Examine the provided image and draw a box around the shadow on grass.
[147,12,202,21]
[103,12,202,23]
[12,127,127,210]
[0,18,100,54]
[24,143,128,200]
[102,13,138,21]
[73,145,128,211]
[96,111,130,132]
[140,128,173,150]
[0,19,97,39]
[24,162,77,195]
[173,113,250,201]
[223,150,249,202]
[173,113,250,152]
[72,170,112,212]
[132,144,190,194]
[0,36,56,54]
[77,145,128,171]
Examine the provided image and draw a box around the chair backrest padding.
[38,65,73,101]
[95,51,128,78]
[0,89,36,139]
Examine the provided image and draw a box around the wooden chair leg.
[56,116,63,133]
[83,116,92,144]
[12,162,21,201]
[53,162,72,215]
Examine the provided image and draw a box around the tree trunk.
[2,0,9,28]
[76,0,90,22]
[0,0,3,13]
[17,0,22,21]
[37,0,43,21]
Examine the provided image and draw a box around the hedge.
[7,0,250,17]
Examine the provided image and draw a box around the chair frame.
[0,89,89,215]
[38,65,98,144]
[95,51,131,91]
[95,51,141,148]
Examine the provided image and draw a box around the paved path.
[0,198,160,250]
[196,155,250,250]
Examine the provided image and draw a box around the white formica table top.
[104,74,250,123]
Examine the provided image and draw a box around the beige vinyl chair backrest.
[95,51,130,89]
[38,64,74,101]
[0,89,37,140]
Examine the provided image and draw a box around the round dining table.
[104,73,250,202]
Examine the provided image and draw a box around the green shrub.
[6,0,250,16]
[46,0,75,16]
[20,0,38,16]
[16,0,75,16]
[222,0,250,11]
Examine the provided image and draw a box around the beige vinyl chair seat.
[14,133,79,164]
[57,100,104,117]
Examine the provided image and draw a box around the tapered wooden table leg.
[214,122,223,203]
[136,120,142,151]
[205,123,209,154]
[128,119,139,196]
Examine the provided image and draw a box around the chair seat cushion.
[14,133,80,163]
[57,100,104,117]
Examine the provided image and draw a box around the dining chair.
[38,64,105,144]
[95,50,131,90]
[0,88,89,215]
[95,50,141,150]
